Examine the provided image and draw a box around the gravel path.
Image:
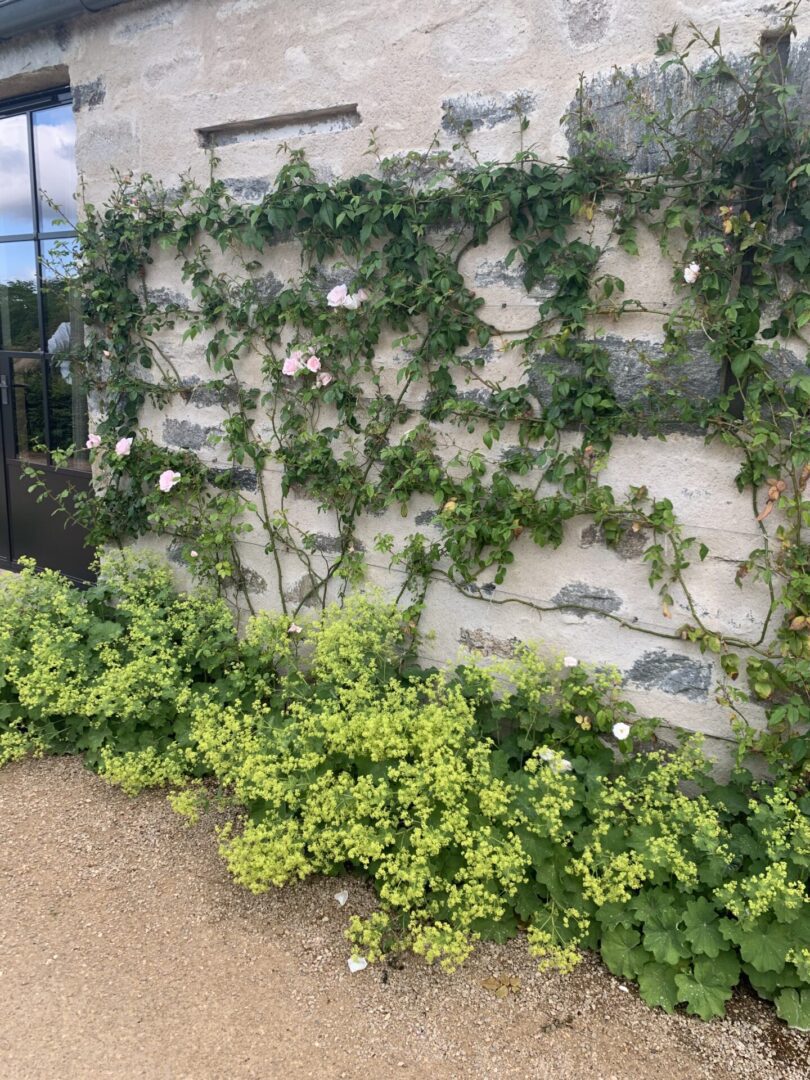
[1,757,808,1080]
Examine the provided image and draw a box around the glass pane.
[0,113,34,236]
[12,356,47,464]
[33,104,77,232]
[41,238,82,352]
[0,241,39,350]
[49,355,90,472]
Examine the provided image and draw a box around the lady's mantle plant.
[1,556,808,1029]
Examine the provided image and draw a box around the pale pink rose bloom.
[683,262,701,284]
[158,469,181,493]
[315,372,333,388]
[327,284,348,307]
[342,293,360,310]
[86,434,102,450]
[102,350,111,359]
[115,437,133,456]
[288,622,303,634]
[306,355,322,373]
[190,550,199,558]
[282,351,303,376]
[355,288,369,302]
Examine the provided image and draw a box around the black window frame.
[0,85,84,470]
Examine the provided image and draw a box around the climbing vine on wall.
[37,4,810,783]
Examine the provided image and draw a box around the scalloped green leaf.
[775,989,810,1031]
[737,919,792,973]
[643,908,690,966]
[600,925,645,980]
[637,961,680,1014]
[682,897,725,958]
[674,956,739,1021]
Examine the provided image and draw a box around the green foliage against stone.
[9,5,810,1033]
[1,556,809,1028]
[28,6,810,794]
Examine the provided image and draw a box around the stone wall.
[2,0,809,763]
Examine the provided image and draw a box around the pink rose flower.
[306,354,322,373]
[683,262,701,284]
[115,437,133,457]
[342,293,360,310]
[190,550,199,558]
[158,469,181,493]
[288,622,303,634]
[282,351,303,376]
[315,372,333,388]
[355,288,369,302]
[327,284,348,307]
[86,434,102,450]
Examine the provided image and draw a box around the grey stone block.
[225,565,267,595]
[223,177,271,202]
[566,58,744,173]
[526,333,722,416]
[255,271,283,302]
[147,287,188,309]
[580,521,649,560]
[552,581,622,615]
[308,533,365,554]
[604,333,721,406]
[459,627,517,657]
[186,379,240,409]
[207,466,258,492]
[474,258,556,298]
[283,572,320,606]
[414,509,438,526]
[442,91,536,134]
[625,649,713,700]
[163,418,221,451]
[764,346,810,383]
[72,78,105,111]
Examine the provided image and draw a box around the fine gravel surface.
[1,757,808,1080]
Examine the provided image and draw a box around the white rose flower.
[683,261,701,284]
[612,722,631,741]
[563,656,578,668]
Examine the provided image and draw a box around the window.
[0,87,87,471]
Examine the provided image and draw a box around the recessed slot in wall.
[197,104,361,148]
